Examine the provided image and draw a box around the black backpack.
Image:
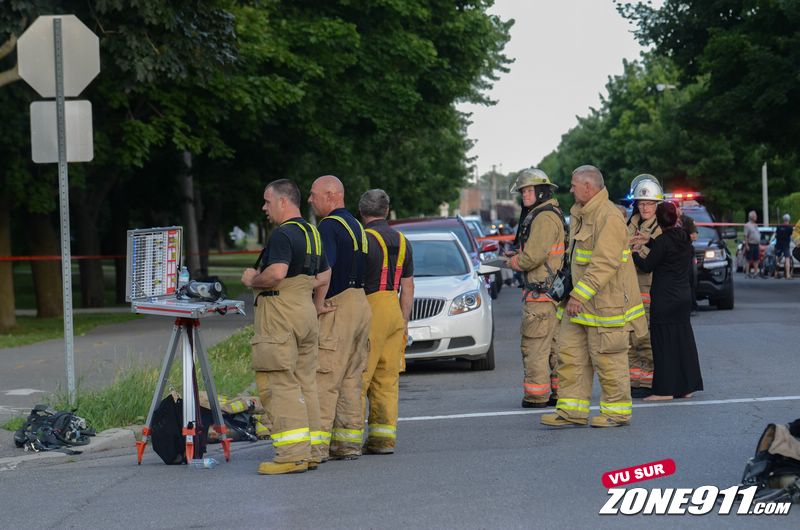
[14,405,95,453]
[150,392,207,465]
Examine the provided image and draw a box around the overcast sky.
[458,0,647,177]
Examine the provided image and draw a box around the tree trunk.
[179,151,202,278]
[0,196,16,331]
[29,213,63,318]
[73,188,105,307]
[109,184,130,304]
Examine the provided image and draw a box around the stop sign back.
[17,15,100,98]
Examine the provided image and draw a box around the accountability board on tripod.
[125,226,182,302]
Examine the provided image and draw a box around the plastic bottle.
[178,266,190,289]
[189,457,218,469]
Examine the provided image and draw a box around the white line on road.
[398,395,800,422]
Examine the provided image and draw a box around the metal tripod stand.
[136,316,231,464]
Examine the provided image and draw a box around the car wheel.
[714,281,734,310]
[471,327,495,371]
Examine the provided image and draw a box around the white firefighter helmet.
[632,179,664,201]
[510,168,558,193]
[629,173,660,197]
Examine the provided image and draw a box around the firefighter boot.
[540,412,588,427]
[590,415,630,428]
[257,460,309,475]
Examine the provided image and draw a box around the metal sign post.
[53,18,76,405]
[17,15,100,405]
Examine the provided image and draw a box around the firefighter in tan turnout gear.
[309,175,372,461]
[241,179,331,475]
[507,169,565,408]
[626,175,664,398]
[359,189,415,454]
[541,165,647,428]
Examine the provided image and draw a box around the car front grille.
[410,298,446,321]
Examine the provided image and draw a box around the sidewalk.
[0,303,252,429]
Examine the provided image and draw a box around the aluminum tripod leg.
[180,322,197,462]
[193,322,231,461]
[136,322,182,464]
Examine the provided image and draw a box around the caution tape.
[0,249,262,262]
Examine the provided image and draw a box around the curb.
[0,427,136,471]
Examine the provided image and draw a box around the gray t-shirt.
[744,221,760,245]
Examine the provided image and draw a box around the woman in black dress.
[632,201,703,400]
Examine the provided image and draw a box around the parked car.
[390,216,501,298]
[403,232,495,370]
[760,234,800,277]
[735,226,776,272]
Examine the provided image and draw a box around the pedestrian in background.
[540,165,646,429]
[743,210,761,278]
[507,168,565,409]
[241,179,330,475]
[359,189,414,454]
[309,175,372,461]
[775,214,793,280]
[632,201,703,401]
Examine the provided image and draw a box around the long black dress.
[632,227,703,396]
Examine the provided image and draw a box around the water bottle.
[178,266,190,289]
[189,457,218,469]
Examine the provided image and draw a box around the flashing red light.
[686,193,694,199]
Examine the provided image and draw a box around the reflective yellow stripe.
[331,428,363,442]
[367,424,396,439]
[570,312,626,327]
[271,427,310,447]
[574,249,592,264]
[556,306,564,320]
[254,420,269,437]
[324,215,368,253]
[310,431,328,445]
[600,401,632,414]
[556,398,590,412]
[366,228,390,269]
[621,249,631,263]
[625,303,645,321]
[573,280,596,301]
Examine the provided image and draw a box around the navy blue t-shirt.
[318,208,367,298]
[776,224,792,250]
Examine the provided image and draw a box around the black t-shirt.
[776,224,792,249]
[363,220,414,295]
[258,218,328,277]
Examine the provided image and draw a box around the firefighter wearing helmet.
[508,168,566,408]
[626,175,664,398]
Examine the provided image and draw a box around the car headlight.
[449,290,482,315]
[704,248,725,261]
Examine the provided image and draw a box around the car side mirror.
[480,241,499,253]
[721,227,737,240]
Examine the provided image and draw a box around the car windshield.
[412,240,470,277]
[682,208,712,223]
[400,224,474,254]
[696,226,719,241]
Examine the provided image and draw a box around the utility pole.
[762,162,769,227]
[490,164,497,221]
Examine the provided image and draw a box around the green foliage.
[47,326,255,432]
[777,192,800,223]
[1,416,26,432]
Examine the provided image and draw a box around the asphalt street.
[1,274,798,528]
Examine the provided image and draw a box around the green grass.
[19,326,257,433]
[12,262,124,310]
[0,313,142,349]
[1,417,25,432]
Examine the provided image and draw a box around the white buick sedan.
[404,232,495,370]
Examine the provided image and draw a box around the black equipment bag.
[740,418,800,503]
[13,404,95,453]
[150,394,185,465]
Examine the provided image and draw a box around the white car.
[404,232,495,370]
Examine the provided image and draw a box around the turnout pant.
[361,291,406,450]
[251,275,322,463]
[555,318,633,423]
[520,302,559,404]
[317,288,372,457]
[628,303,653,389]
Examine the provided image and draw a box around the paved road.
[1,274,798,528]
